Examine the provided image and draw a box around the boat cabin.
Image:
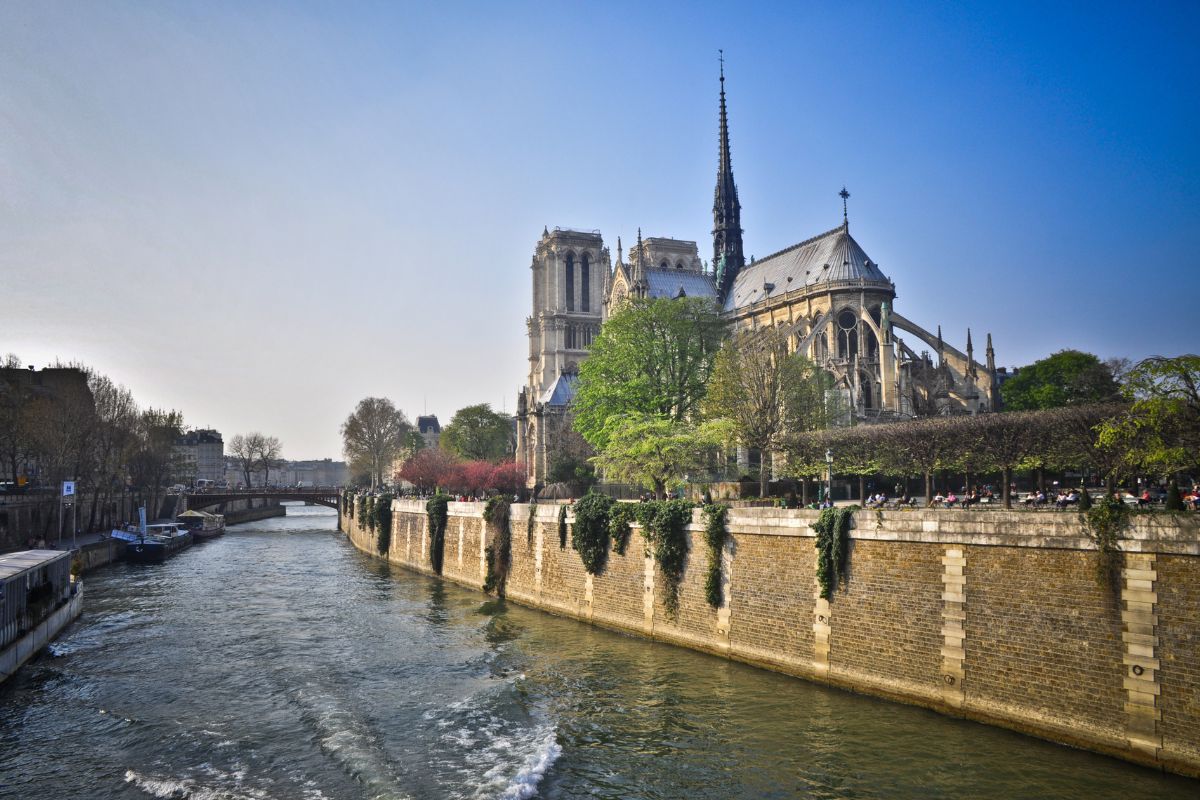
[0,550,75,652]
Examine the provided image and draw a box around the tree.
[341,397,411,488]
[704,329,833,496]
[973,411,1046,508]
[229,434,259,487]
[1097,355,1200,479]
[255,435,283,486]
[489,461,527,496]
[86,371,139,529]
[1001,350,1120,410]
[574,297,726,450]
[590,414,728,498]
[441,403,512,461]
[127,408,186,514]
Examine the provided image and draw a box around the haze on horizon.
[2,1,1196,459]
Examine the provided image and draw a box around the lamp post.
[825,449,834,505]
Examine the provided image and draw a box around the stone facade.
[341,498,1200,777]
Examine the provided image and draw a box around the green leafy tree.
[590,414,728,498]
[1096,354,1200,479]
[1001,350,1120,410]
[704,329,833,497]
[441,403,512,462]
[574,297,726,451]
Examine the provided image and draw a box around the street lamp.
[825,449,834,505]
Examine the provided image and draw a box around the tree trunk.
[1002,466,1012,509]
[858,475,865,502]
[924,471,932,506]
[759,460,769,499]
[1038,467,1046,493]
[653,478,666,500]
[801,477,809,506]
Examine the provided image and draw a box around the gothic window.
[676,261,684,270]
[565,253,575,311]
[581,254,590,311]
[566,324,576,349]
[660,260,669,269]
[837,309,859,360]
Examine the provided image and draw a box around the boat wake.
[289,684,413,800]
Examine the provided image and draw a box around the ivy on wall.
[356,493,368,522]
[372,493,393,555]
[1081,497,1128,590]
[702,504,729,609]
[571,493,614,575]
[640,500,694,617]
[483,495,512,596]
[813,505,859,600]
[526,501,538,547]
[608,502,638,556]
[426,493,450,575]
[558,504,568,550]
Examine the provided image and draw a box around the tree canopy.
[573,297,725,450]
[441,403,512,461]
[1001,349,1120,410]
[589,413,728,498]
[1097,354,1200,478]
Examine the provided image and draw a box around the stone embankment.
[341,498,1200,778]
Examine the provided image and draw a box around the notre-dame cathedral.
[516,64,999,488]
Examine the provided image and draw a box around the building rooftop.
[724,222,892,312]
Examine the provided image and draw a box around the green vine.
[813,505,859,600]
[641,500,694,617]
[558,504,568,550]
[372,493,393,554]
[365,496,377,532]
[1081,497,1128,589]
[608,502,638,556]
[571,492,614,575]
[426,493,450,575]
[356,493,367,522]
[483,495,512,596]
[702,504,729,608]
[526,501,538,547]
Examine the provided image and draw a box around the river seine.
[1,504,1196,799]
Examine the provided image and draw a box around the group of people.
[931,487,994,508]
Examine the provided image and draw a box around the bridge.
[183,488,341,511]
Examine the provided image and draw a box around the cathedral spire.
[985,332,996,374]
[713,50,744,304]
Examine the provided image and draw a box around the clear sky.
[2,1,1197,459]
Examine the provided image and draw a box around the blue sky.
[1,1,1197,458]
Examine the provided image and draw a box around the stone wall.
[340,499,1200,778]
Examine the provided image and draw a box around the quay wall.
[340,499,1200,778]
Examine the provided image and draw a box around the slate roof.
[539,373,578,407]
[723,223,891,312]
[645,269,718,301]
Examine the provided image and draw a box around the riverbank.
[341,498,1200,779]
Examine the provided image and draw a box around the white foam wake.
[498,726,562,800]
[124,768,269,799]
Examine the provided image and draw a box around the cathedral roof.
[722,222,891,312]
[645,269,718,301]
[539,373,578,407]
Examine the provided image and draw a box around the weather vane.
[839,186,850,223]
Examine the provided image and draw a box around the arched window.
[565,253,575,311]
[660,260,669,269]
[676,261,684,270]
[581,254,590,311]
[566,324,576,349]
[837,309,858,360]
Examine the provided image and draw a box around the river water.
[1,505,1196,799]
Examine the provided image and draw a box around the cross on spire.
[839,186,850,224]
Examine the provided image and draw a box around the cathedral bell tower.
[713,52,745,305]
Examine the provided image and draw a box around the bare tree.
[87,371,139,529]
[229,434,258,487]
[341,397,411,488]
[255,435,283,486]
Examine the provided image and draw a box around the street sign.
[62,481,75,497]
